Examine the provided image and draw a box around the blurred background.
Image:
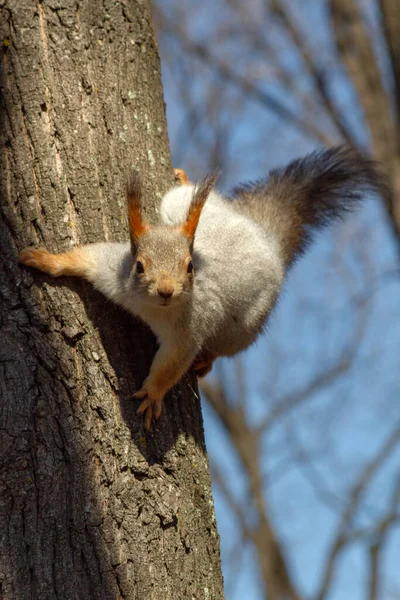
[153,1,400,598]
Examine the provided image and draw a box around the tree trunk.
[0,1,224,599]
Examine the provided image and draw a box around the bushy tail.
[233,146,389,267]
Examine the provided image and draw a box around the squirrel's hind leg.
[193,350,215,378]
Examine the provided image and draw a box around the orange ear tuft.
[182,172,219,240]
[182,203,203,240]
[127,171,148,242]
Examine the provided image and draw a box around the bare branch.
[367,474,400,600]
[329,0,395,162]
[224,0,338,143]
[210,460,254,540]
[271,0,354,145]
[258,260,394,436]
[315,425,400,600]
[157,7,332,146]
[368,542,380,600]
[378,0,400,124]
[257,355,351,433]
[201,381,303,600]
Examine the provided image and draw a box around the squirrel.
[19,146,387,430]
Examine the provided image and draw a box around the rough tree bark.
[0,1,224,599]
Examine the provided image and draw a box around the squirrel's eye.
[187,261,193,274]
[136,261,144,274]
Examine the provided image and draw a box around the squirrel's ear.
[127,171,148,248]
[182,171,219,240]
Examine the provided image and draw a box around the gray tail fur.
[232,146,389,266]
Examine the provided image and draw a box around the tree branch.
[271,0,354,145]
[329,0,395,162]
[157,7,332,146]
[378,0,400,129]
[201,381,302,600]
[257,355,351,433]
[224,0,338,144]
[258,277,372,434]
[315,424,400,600]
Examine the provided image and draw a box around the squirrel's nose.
[158,286,174,299]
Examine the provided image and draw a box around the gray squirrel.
[19,146,387,429]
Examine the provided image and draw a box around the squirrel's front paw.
[134,378,165,431]
[19,247,61,276]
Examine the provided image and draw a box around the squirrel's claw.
[136,397,163,431]
[134,381,164,430]
[136,398,154,431]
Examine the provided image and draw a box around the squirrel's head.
[126,171,217,308]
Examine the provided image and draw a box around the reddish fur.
[182,171,219,240]
[128,202,148,241]
[126,172,148,242]
[19,247,95,278]
[182,204,203,240]
[174,168,190,185]
[193,349,215,378]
